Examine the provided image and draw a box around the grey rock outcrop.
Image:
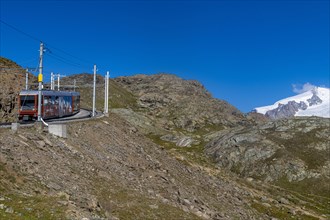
[160,134,198,147]
[0,57,37,122]
[205,117,330,184]
[265,101,308,120]
[307,93,322,106]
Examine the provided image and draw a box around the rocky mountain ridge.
[0,57,37,123]
[254,87,330,120]
[115,74,251,133]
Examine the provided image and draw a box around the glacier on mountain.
[254,87,330,119]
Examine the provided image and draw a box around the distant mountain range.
[254,87,330,120]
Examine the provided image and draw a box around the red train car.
[18,90,80,121]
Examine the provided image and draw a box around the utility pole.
[107,71,109,113]
[50,72,53,90]
[73,79,76,92]
[57,74,60,91]
[37,42,44,122]
[104,74,106,113]
[25,69,29,90]
[92,64,97,117]
[104,71,109,116]
[50,72,54,90]
[55,73,66,91]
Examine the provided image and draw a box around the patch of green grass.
[266,130,327,170]
[0,163,5,172]
[251,202,319,220]
[238,177,329,220]
[230,163,243,175]
[93,177,202,220]
[192,123,225,136]
[275,177,330,215]
[0,194,67,220]
[109,80,137,109]
[0,161,20,192]
[146,134,215,168]
[248,177,330,218]
[0,161,67,220]
[77,80,137,110]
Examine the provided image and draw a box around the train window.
[20,95,35,110]
[44,96,49,105]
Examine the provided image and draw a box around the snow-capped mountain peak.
[254,87,330,119]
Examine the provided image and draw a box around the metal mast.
[37,42,44,122]
[50,72,54,90]
[104,74,107,113]
[104,71,109,115]
[57,74,60,91]
[25,69,29,90]
[92,64,97,117]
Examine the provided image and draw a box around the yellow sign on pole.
[38,73,43,82]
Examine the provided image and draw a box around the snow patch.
[254,87,330,118]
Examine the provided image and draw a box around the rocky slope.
[205,117,330,197]
[1,115,264,220]
[0,57,37,123]
[115,74,251,133]
[2,116,328,219]
[1,58,329,219]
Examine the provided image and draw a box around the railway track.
[0,108,98,128]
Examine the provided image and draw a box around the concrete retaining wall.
[49,124,67,138]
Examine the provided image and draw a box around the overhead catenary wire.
[0,19,94,70]
[1,19,107,104]
[45,44,93,66]
[46,52,89,69]
[0,20,41,42]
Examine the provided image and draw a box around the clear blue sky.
[1,0,329,112]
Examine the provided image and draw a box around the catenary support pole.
[104,73,107,113]
[50,72,54,90]
[106,71,109,114]
[92,64,96,117]
[57,74,60,91]
[25,69,28,90]
[104,71,109,115]
[37,42,44,122]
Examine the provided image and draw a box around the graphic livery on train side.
[18,90,80,121]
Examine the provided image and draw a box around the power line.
[46,52,89,70]
[0,20,41,42]
[1,19,94,69]
[46,44,93,66]
[45,47,90,69]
